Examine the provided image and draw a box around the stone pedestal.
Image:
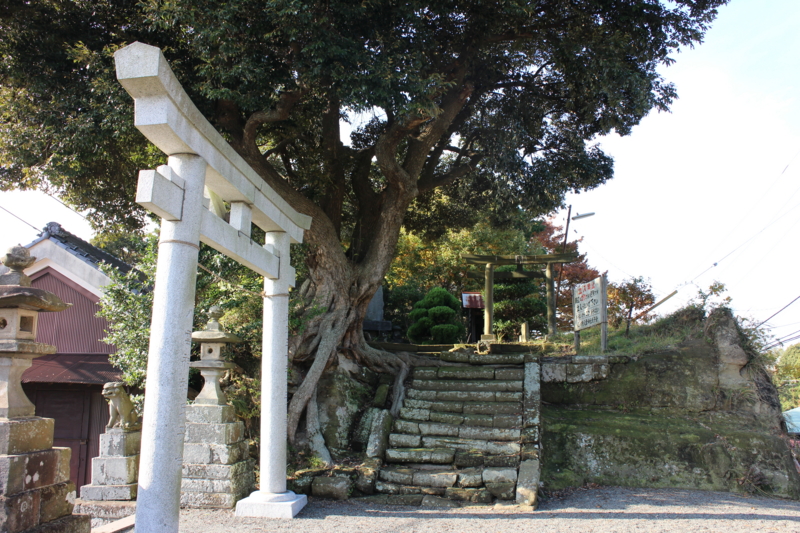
[80,430,140,501]
[181,404,254,508]
[0,416,91,533]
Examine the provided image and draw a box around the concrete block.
[485,454,520,468]
[403,399,432,409]
[38,481,76,523]
[516,458,540,507]
[180,491,240,509]
[541,363,566,383]
[73,499,136,523]
[0,447,70,495]
[182,459,253,480]
[418,423,459,437]
[79,484,138,501]
[429,412,464,425]
[99,431,141,458]
[483,467,517,484]
[23,514,91,533]
[398,408,430,421]
[0,486,39,533]
[0,417,54,455]
[411,471,457,488]
[436,390,494,402]
[406,389,437,401]
[311,477,351,500]
[521,426,539,443]
[492,415,522,428]
[462,402,521,415]
[182,441,248,465]
[365,410,393,459]
[413,367,438,379]
[184,421,244,445]
[495,392,523,402]
[185,404,237,424]
[462,414,493,427]
[389,433,421,448]
[393,420,420,434]
[494,368,524,380]
[566,364,594,383]
[523,362,541,428]
[457,468,483,488]
[91,456,139,486]
[458,426,520,441]
[355,457,381,495]
[379,467,415,485]
[437,367,494,380]
[485,482,516,500]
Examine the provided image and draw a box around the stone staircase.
[374,351,541,505]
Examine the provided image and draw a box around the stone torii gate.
[114,43,312,531]
[463,253,578,340]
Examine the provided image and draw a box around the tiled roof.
[27,222,132,275]
[21,354,121,385]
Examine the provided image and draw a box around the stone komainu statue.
[103,382,141,431]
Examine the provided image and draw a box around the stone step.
[439,352,528,365]
[407,388,522,402]
[384,448,455,464]
[419,436,521,455]
[412,367,524,381]
[410,379,523,392]
[398,400,522,422]
[394,413,522,433]
[406,388,522,402]
[389,423,520,444]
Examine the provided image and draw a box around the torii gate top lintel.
[114,41,311,246]
[462,252,580,266]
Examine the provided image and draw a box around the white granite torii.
[114,42,312,531]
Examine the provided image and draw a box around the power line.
[0,204,40,233]
[756,294,800,328]
[43,192,88,221]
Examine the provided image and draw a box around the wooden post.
[483,263,495,340]
[600,274,608,352]
[546,262,556,339]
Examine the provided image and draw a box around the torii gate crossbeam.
[114,42,312,531]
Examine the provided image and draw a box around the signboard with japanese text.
[573,276,608,331]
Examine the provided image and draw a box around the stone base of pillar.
[234,491,307,518]
[80,429,140,502]
[0,416,90,533]
[181,404,254,508]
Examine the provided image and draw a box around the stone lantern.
[180,306,254,508]
[0,245,90,533]
[0,246,71,418]
[190,306,242,405]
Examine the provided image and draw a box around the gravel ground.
[178,487,800,532]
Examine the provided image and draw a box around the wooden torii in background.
[463,253,579,341]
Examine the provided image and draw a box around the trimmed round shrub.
[427,305,457,324]
[409,308,429,322]
[431,324,461,343]
[407,316,434,343]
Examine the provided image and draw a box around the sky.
[1,0,798,346]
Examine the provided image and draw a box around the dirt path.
[179,486,800,532]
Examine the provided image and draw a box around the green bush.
[427,305,457,324]
[431,324,461,343]
[406,288,463,344]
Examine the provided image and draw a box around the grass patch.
[556,306,705,356]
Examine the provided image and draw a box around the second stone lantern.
[180,306,255,508]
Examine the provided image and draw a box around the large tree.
[0,0,727,446]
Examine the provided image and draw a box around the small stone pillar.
[80,383,142,501]
[181,307,254,508]
[0,246,91,533]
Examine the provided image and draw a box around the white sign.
[573,276,607,331]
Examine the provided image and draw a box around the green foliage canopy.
[1,0,727,244]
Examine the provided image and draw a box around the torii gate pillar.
[114,42,311,531]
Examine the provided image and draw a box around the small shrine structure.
[114,42,312,530]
